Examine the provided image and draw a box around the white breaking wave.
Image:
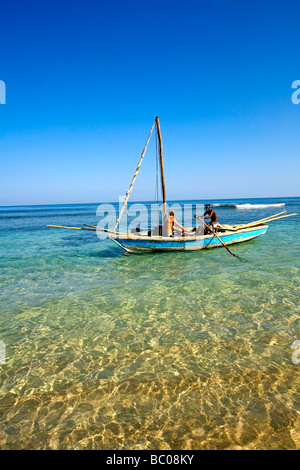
[235,203,285,209]
[212,203,286,209]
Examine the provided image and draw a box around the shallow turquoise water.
[0,198,299,449]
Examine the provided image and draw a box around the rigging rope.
[114,120,156,231]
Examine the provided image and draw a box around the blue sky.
[0,0,299,205]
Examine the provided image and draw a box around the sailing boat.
[47,117,296,254]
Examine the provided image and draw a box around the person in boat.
[194,204,218,234]
[164,210,186,237]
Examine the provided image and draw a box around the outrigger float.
[47,117,296,257]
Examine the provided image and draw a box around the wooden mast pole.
[155,116,167,219]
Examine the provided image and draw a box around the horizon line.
[0,195,299,208]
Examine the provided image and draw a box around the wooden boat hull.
[110,224,268,253]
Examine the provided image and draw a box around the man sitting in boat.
[194,204,218,234]
[163,210,186,237]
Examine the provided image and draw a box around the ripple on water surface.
[0,200,300,449]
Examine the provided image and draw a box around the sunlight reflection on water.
[0,199,299,449]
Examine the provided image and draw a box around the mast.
[155,116,167,218]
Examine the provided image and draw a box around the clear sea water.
[0,197,299,450]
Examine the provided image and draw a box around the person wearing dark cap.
[194,204,218,234]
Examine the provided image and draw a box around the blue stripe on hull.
[112,227,268,252]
